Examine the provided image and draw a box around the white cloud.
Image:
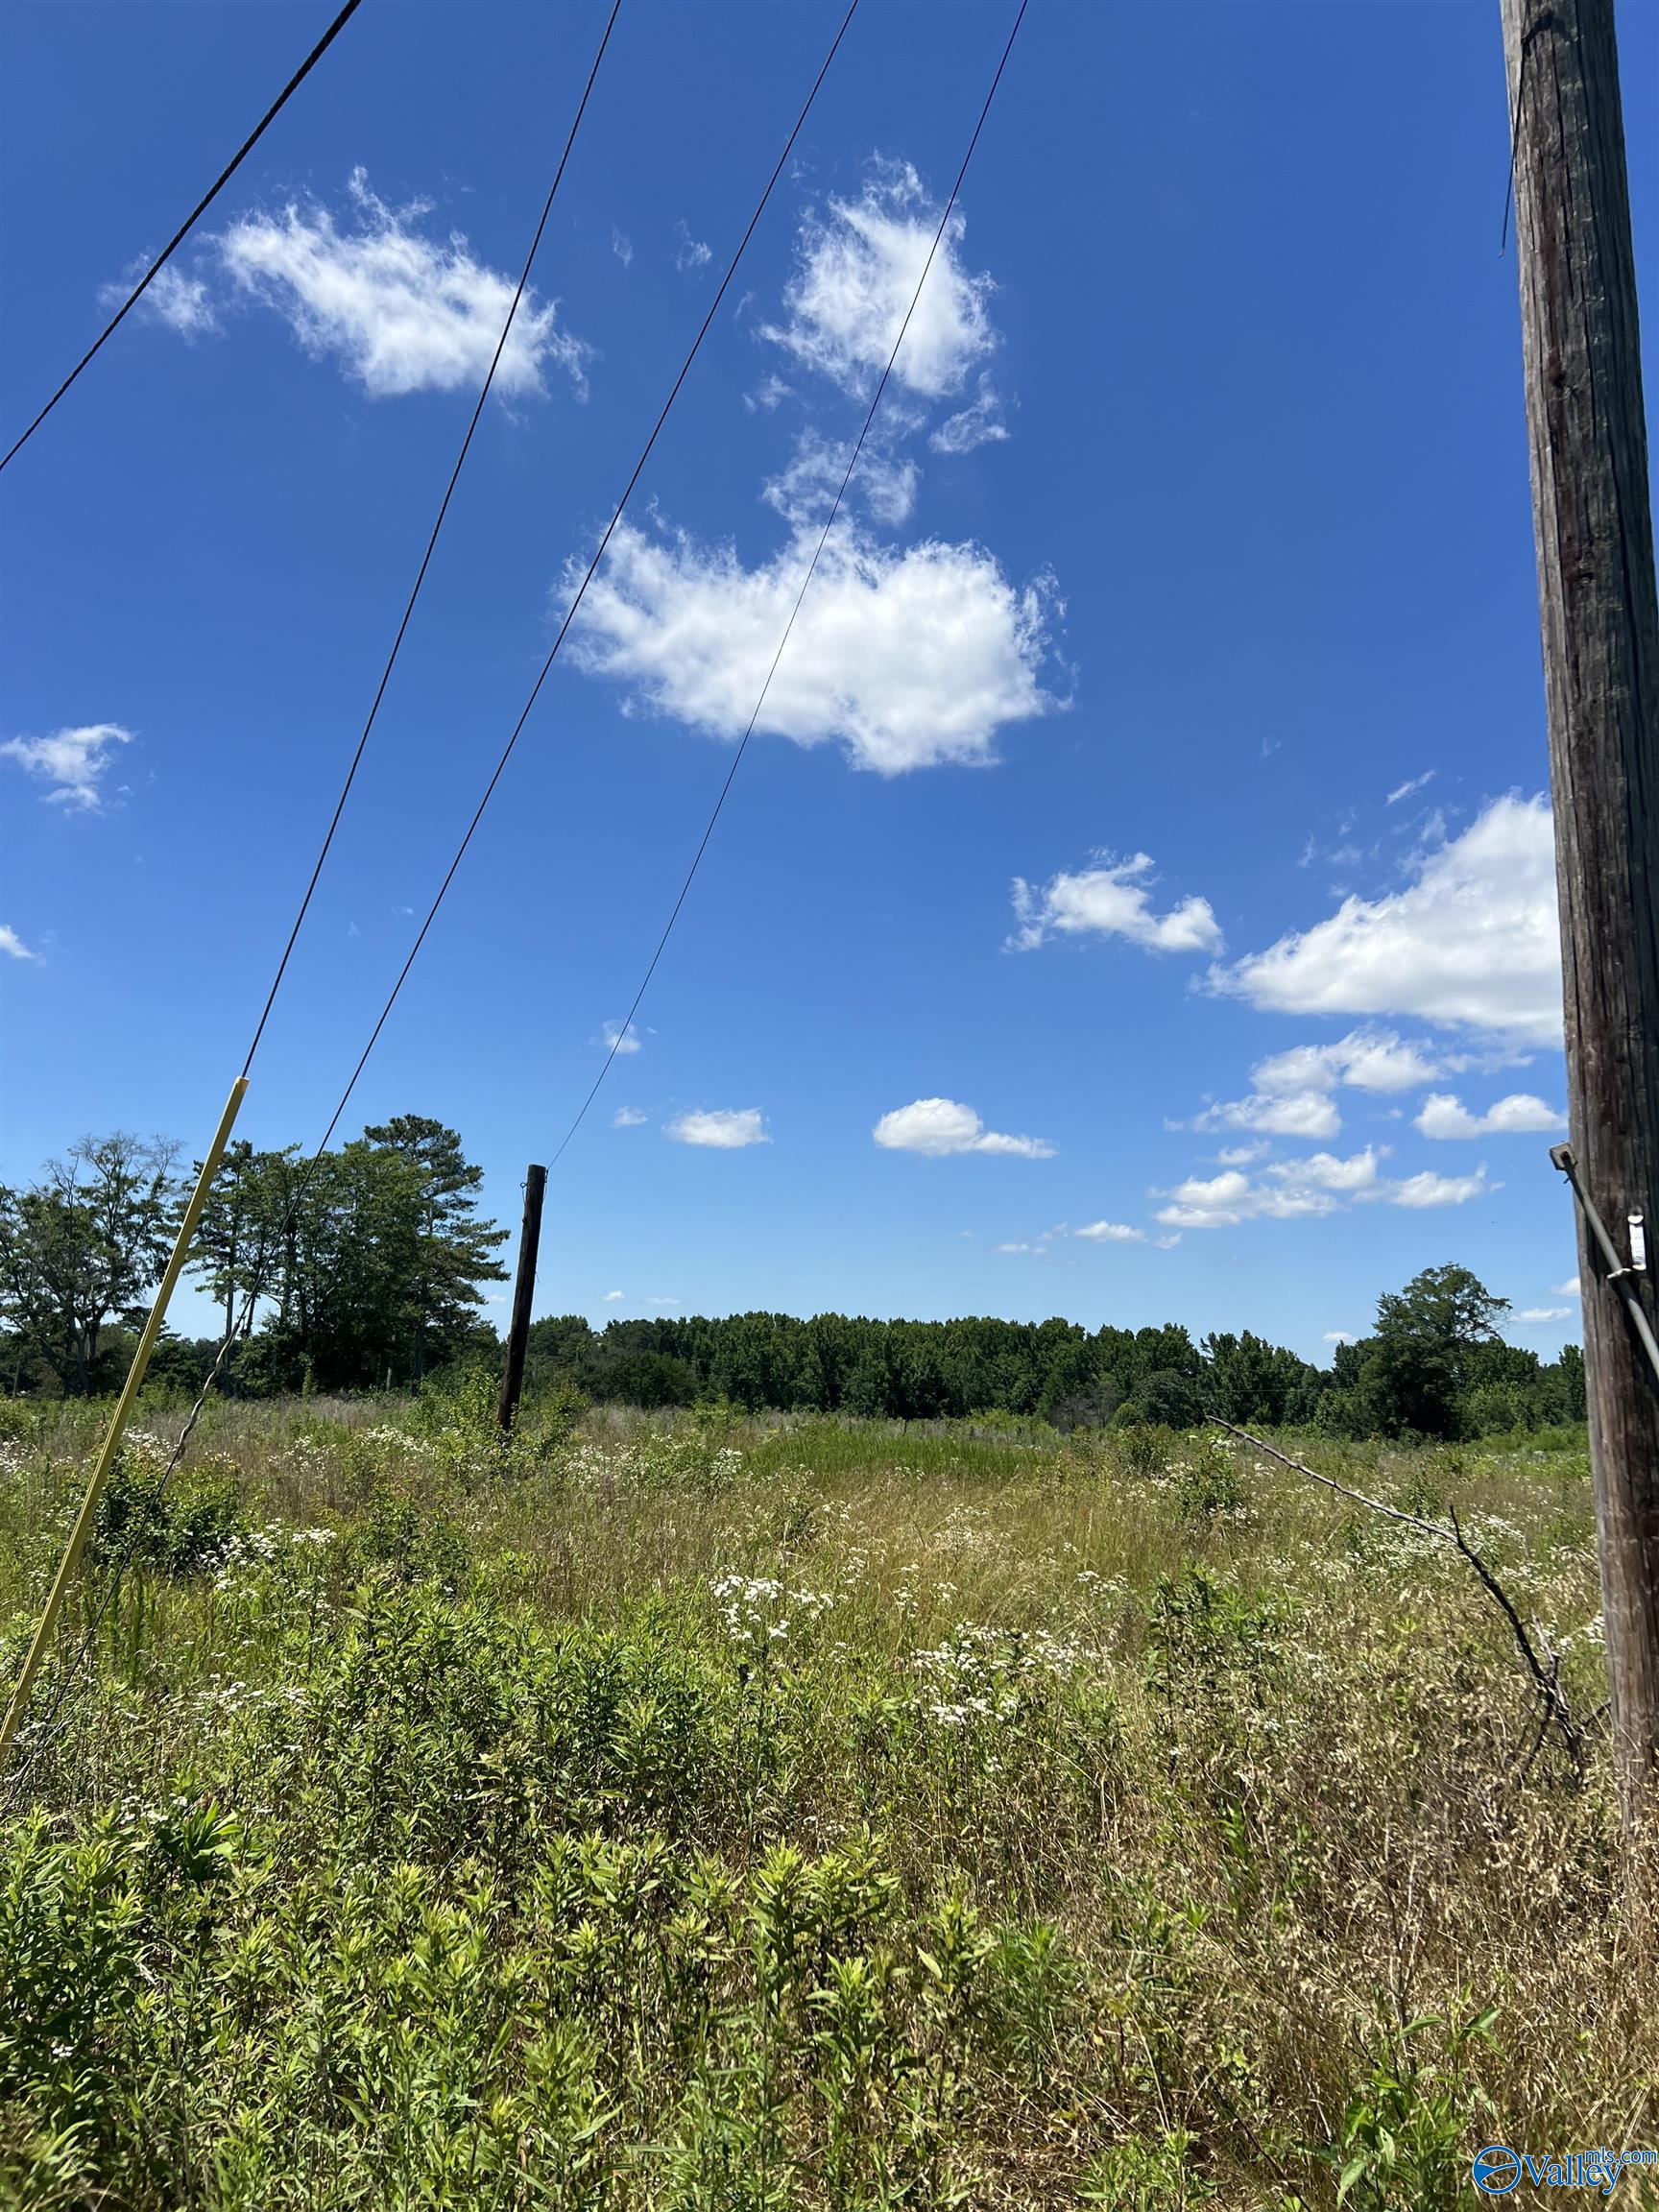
[1324,1330,1358,1345]
[220,168,590,399]
[1273,1145,1386,1194]
[666,1108,769,1149]
[102,261,218,338]
[1009,853,1221,956]
[1553,1275,1581,1297]
[604,1289,625,1301]
[995,1240,1034,1255]
[1155,1169,1264,1230]
[1386,1166,1496,1209]
[873,1097,1053,1160]
[1214,795,1561,1043]
[1196,1090,1342,1142]
[929,375,1010,455]
[761,159,996,400]
[0,926,39,961]
[1075,1220,1145,1242]
[612,1106,647,1128]
[602,1020,643,1056]
[1386,770,1436,805]
[612,228,633,269]
[647,1296,680,1308]
[1153,1143,1491,1230]
[858,452,922,529]
[675,221,712,274]
[1517,1306,1572,1324]
[1251,1026,1441,1096]
[1182,1150,1370,1224]
[566,517,1056,775]
[1413,1092,1565,1140]
[1190,1028,1448,1152]
[762,427,918,530]
[1214,1142,1270,1166]
[1,722,132,811]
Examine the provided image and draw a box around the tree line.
[523,1266,1585,1440]
[0,1118,1582,1439]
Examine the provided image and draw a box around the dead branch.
[1202,1414,1586,1780]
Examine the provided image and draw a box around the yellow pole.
[0,1076,248,1756]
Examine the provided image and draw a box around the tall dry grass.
[0,1387,1650,2209]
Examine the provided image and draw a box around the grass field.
[0,1386,1652,2209]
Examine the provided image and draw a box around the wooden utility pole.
[1502,0,1659,1894]
[496,1164,546,1433]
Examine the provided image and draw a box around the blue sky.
[4,0,1655,1362]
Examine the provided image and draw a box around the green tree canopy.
[0,1133,180,1394]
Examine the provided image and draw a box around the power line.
[0,0,365,475]
[550,0,1029,1167]
[239,0,622,1081]
[292,0,861,1174]
[0,0,860,1798]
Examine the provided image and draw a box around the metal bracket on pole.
[0,1076,249,1757]
[1551,1142,1659,1387]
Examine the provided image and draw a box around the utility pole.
[1502,0,1659,1900]
[497,1164,546,1434]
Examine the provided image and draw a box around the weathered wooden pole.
[496,1164,546,1433]
[1502,0,1659,1897]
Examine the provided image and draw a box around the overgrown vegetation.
[1,1389,1647,2208]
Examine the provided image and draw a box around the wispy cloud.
[744,373,794,415]
[762,426,920,532]
[1009,853,1220,956]
[612,1106,648,1128]
[101,261,218,338]
[0,925,40,961]
[761,158,996,401]
[1074,1220,1144,1242]
[675,220,712,274]
[929,374,1009,455]
[219,168,591,399]
[666,1108,769,1149]
[1,722,132,811]
[601,1020,643,1056]
[873,1097,1053,1159]
[1517,1305,1572,1324]
[1385,770,1436,805]
[611,228,633,269]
